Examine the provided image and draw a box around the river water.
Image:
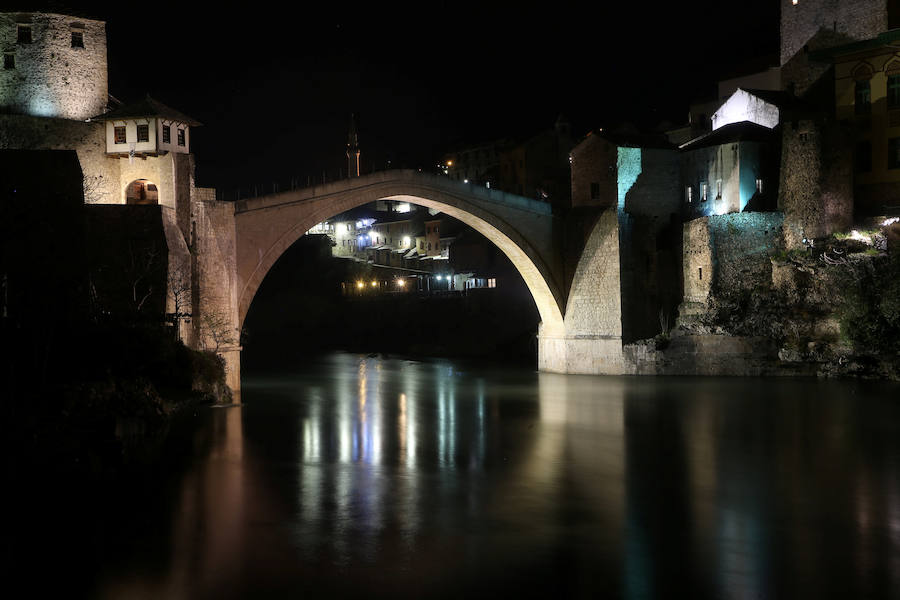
[16,352,900,598]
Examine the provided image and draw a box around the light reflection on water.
[92,353,900,599]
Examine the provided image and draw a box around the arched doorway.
[125,179,159,205]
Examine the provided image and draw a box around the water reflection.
[87,354,900,599]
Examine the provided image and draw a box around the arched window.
[852,63,874,115]
[125,179,159,205]
[885,58,900,109]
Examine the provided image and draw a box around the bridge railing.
[215,164,416,202]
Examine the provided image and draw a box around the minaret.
[347,113,360,178]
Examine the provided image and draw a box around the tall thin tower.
[347,113,360,178]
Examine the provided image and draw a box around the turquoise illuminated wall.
[616,147,642,211]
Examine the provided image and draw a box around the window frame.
[855,79,872,115]
[888,74,900,110]
[887,137,900,170]
[136,124,149,143]
[17,25,32,44]
[114,126,126,144]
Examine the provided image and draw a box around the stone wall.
[0,113,119,203]
[192,198,240,394]
[780,0,888,66]
[623,334,793,376]
[539,208,625,374]
[569,134,616,208]
[779,119,853,248]
[706,212,785,296]
[680,212,784,328]
[0,13,107,120]
[618,148,681,342]
[683,218,713,304]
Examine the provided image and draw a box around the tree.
[82,174,108,204]
[166,255,192,341]
[197,288,238,353]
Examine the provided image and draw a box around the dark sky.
[82,1,779,190]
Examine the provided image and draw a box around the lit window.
[17,25,31,44]
[685,186,693,203]
[888,75,900,109]
[716,179,723,199]
[792,0,798,4]
[2,53,14,70]
[162,124,171,144]
[756,178,764,194]
[855,80,871,115]
[700,182,708,202]
[114,126,126,144]
[488,278,497,288]
[137,124,149,142]
[177,128,185,146]
[71,30,84,48]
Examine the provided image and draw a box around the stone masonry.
[0,12,107,120]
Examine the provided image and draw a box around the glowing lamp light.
[371,281,378,287]
[396,279,405,287]
[447,160,453,167]
[436,275,443,281]
[849,230,874,245]
[357,281,364,289]
[402,236,411,246]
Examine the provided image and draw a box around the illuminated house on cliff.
[678,88,785,219]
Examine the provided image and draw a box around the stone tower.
[347,112,360,178]
[0,12,108,120]
[780,0,899,96]
[780,0,895,65]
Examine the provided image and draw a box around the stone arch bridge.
[197,169,627,394]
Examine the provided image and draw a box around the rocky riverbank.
[632,224,900,379]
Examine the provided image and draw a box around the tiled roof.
[90,95,201,126]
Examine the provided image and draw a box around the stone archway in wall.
[125,178,159,205]
[234,192,565,342]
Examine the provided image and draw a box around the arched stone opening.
[235,191,565,342]
[125,179,159,205]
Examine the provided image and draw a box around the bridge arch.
[233,171,565,340]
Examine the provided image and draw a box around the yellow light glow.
[397,279,405,287]
[357,281,364,289]
[447,160,453,166]
[371,281,378,287]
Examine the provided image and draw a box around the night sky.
[80,1,779,190]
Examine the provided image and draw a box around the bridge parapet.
[233,169,553,217]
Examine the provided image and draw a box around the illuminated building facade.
[817,29,900,215]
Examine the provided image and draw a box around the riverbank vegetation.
[3,324,228,481]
